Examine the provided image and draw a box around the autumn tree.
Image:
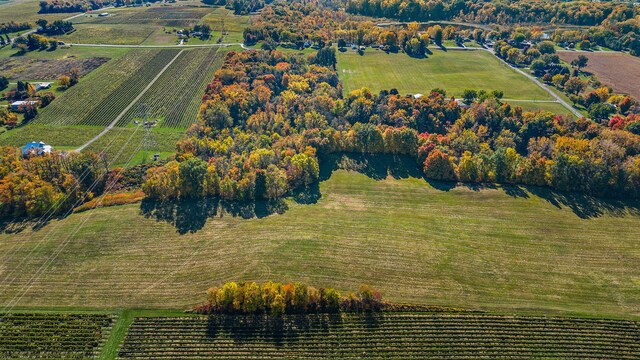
[423,149,456,181]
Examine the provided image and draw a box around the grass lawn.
[1,160,638,319]
[338,49,552,100]
[200,6,249,43]
[506,100,575,115]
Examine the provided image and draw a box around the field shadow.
[204,313,380,347]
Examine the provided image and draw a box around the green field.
[0,125,103,147]
[507,100,574,115]
[338,49,552,100]
[1,158,638,319]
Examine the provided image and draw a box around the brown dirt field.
[558,52,640,100]
[0,56,109,80]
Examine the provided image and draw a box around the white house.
[35,82,52,91]
[21,141,53,156]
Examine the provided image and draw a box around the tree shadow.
[139,197,288,234]
[527,187,640,219]
[205,313,364,347]
[460,182,640,219]
[319,153,421,181]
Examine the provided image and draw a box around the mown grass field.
[0,125,103,147]
[338,49,552,100]
[1,162,638,319]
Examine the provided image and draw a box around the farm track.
[117,313,640,359]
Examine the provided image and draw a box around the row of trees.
[35,19,74,36]
[38,0,109,13]
[196,281,383,315]
[345,0,638,26]
[202,0,267,15]
[0,21,31,35]
[13,33,58,53]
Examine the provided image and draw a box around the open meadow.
[1,159,638,319]
[338,48,552,100]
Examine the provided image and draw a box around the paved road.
[75,49,184,152]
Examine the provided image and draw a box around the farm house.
[21,141,53,156]
[10,100,39,111]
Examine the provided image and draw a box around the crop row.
[76,49,181,127]
[35,50,161,126]
[117,313,640,359]
[0,313,113,359]
[91,7,212,27]
[116,48,222,129]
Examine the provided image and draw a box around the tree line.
[195,281,383,315]
[0,21,31,35]
[345,0,638,27]
[38,0,109,13]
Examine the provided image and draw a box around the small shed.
[21,141,53,157]
[35,82,52,91]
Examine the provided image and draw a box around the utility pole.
[134,103,159,162]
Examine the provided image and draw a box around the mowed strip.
[0,170,638,318]
[338,49,552,100]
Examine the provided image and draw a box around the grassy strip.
[98,310,134,360]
